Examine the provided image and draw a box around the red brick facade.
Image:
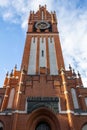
[0,5,87,130]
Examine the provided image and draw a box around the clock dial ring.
[35,21,50,30]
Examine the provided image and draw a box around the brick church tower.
[0,5,87,130]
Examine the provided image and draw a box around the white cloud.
[3,11,13,20]
[0,0,10,7]
[56,1,87,86]
[21,18,28,29]
[0,0,87,86]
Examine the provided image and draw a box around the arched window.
[7,88,15,108]
[71,88,79,109]
[36,122,51,130]
[42,50,44,57]
[41,11,44,20]
[85,97,87,107]
[0,122,3,130]
[82,124,87,130]
[0,97,2,106]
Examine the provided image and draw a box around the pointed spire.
[33,11,34,14]
[73,69,76,76]
[78,71,81,78]
[14,64,17,70]
[51,13,54,23]
[54,10,56,13]
[10,69,13,77]
[13,64,17,77]
[39,5,41,9]
[69,64,72,71]
[45,4,47,9]
[6,71,9,77]
[3,71,9,87]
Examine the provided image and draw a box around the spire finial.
[14,64,17,70]
[10,69,13,77]
[78,71,81,77]
[73,69,76,76]
[6,71,9,77]
[39,5,41,9]
[69,64,72,70]
[45,4,46,9]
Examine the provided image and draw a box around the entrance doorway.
[36,122,51,130]
[0,122,3,130]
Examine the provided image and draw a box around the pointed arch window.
[41,11,44,20]
[85,97,87,107]
[33,37,35,43]
[71,88,79,109]
[42,50,44,57]
[0,97,2,106]
[7,88,15,108]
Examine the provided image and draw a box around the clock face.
[35,21,50,30]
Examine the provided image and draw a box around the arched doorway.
[0,122,3,130]
[27,107,60,130]
[36,121,51,130]
[82,124,87,130]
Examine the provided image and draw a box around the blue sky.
[0,0,87,87]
